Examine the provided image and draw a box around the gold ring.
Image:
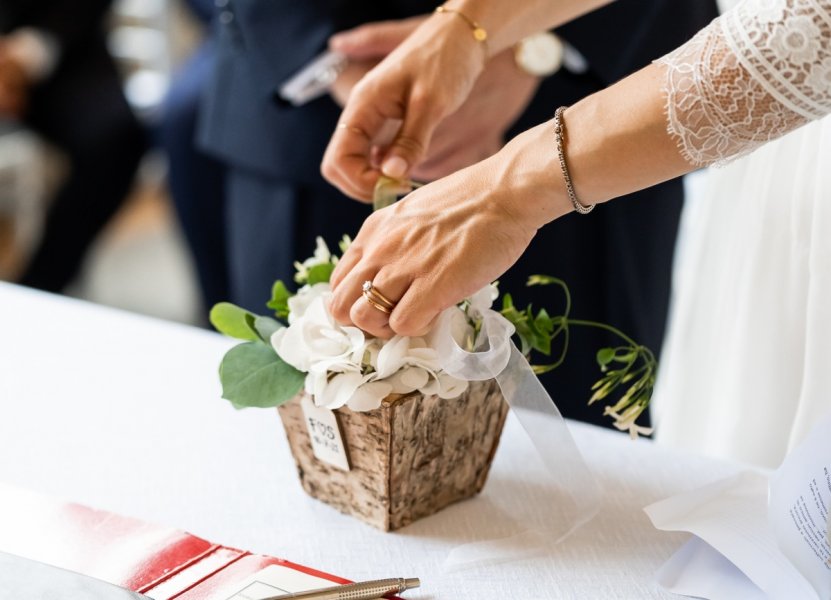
[363,295,392,314]
[337,123,370,139]
[362,280,397,314]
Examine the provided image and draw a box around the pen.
[261,577,420,600]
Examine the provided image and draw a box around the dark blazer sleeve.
[14,0,113,52]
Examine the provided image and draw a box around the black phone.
[0,552,149,599]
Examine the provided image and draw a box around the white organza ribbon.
[432,306,602,570]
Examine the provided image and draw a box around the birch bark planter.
[277,379,508,531]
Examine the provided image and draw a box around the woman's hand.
[327,17,541,184]
[328,123,572,338]
[321,13,488,202]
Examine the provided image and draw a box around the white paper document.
[645,412,831,600]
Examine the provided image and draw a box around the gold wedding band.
[337,123,370,139]
[364,295,392,314]
[362,280,397,314]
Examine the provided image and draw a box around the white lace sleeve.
[657,0,831,167]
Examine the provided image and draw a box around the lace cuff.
[658,0,831,167]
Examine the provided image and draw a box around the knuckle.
[320,155,339,183]
[394,135,426,158]
[388,311,418,337]
[329,293,354,325]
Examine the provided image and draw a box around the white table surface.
[0,283,740,599]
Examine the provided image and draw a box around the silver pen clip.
[278,50,348,107]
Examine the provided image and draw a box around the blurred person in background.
[197,0,716,426]
[159,0,229,315]
[0,0,146,292]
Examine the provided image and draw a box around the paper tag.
[300,396,350,471]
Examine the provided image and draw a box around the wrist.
[488,122,573,231]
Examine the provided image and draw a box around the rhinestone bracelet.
[553,106,595,215]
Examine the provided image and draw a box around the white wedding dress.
[650,0,831,468]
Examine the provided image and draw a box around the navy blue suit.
[199,0,718,426]
[160,0,229,314]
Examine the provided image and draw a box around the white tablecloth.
[0,283,739,598]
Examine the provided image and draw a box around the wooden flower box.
[277,379,508,531]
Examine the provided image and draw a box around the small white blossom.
[294,237,336,283]
[271,291,365,374]
[467,283,499,317]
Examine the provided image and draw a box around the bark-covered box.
[277,378,508,531]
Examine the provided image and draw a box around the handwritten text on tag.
[300,395,350,471]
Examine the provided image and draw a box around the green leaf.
[307,262,335,285]
[266,280,292,319]
[210,302,259,341]
[596,347,616,367]
[253,316,282,342]
[218,341,305,408]
[501,293,514,310]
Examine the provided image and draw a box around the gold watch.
[513,31,564,77]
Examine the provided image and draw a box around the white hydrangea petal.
[418,374,441,397]
[317,372,363,409]
[272,321,312,372]
[436,373,469,399]
[270,327,286,353]
[398,366,430,390]
[376,335,410,378]
[465,283,499,319]
[347,381,393,412]
[287,283,331,323]
[304,372,319,396]
[362,339,381,369]
[342,326,367,352]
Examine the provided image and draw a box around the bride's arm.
[327,0,831,338]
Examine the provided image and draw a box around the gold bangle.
[435,5,488,48]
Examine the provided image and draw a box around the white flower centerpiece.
[271,240,471,414]
[211,235,656,530]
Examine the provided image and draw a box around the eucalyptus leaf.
[210,302,259,341]
[254,316,282,342]
[219,341,305,408]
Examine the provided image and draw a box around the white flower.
[769,16,821,65]
[311,371,364,410]
[467,283,499,317]
[286,282,330,324]
[294,237,337,283]
[420,371,469,400]
[271,282,487,412]
[375,334,468,399]
[347,380,393,411]
[271,292,366,374]
[606,405,653,440]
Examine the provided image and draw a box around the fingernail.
[329,34,344,49]
[382,156,408,179]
